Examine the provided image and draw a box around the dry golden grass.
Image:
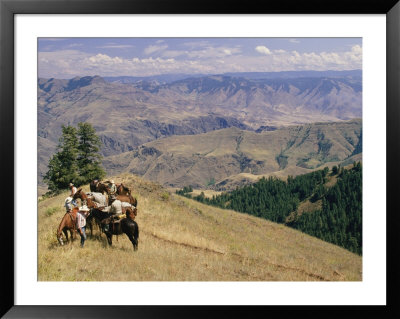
[38,173,362,281]
[297,199,323,215]
[187,189,222,198]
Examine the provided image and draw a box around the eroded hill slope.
[103,119,361,189]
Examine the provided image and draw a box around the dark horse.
[56,207,78,245]
[90,207,139,251]
[89,180,110,195]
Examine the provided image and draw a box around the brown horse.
[116,183,131,196]
[110,194,137,207]
[90,180,110,195]
[56,207,78,245]
[73,188,98,208]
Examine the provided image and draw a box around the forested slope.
[178,163,362,254]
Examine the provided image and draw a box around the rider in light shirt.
[76,205,90,247]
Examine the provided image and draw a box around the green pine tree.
[43,125,79,193]
[43,154,63,193]
[76,122,105,185]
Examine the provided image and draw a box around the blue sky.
[38,38,362,78]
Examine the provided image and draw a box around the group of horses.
[56,181,139,251]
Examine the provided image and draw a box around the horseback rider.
[69,183,78,206]
[69,183,77,196]
[64,196,77,213]
[103,195,122,233]
[109,180,117,194]
[108,179,117,203]
[76,205,90,248]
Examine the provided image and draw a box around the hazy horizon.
[38,37,362,79]
[38,69,362,81]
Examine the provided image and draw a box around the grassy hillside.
[38,173,362,281]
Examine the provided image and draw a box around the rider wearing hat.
[109,180,117,195]
[69,183,78,207]
[76,205,90,248]
[69,183,77,196]
[108,180,118,204]
[64,196,77,213]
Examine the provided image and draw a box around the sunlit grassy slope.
[38,173,362,281]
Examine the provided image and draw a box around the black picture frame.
[1,0,399,318]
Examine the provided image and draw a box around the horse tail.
[134,220,139,240]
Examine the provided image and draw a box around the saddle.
[67,211,76,229]
[101,215,123,234]
[101,214,124,226]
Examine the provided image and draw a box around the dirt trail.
[146,230,330,281]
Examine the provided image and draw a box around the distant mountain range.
[103,70,361,84]
[103,119,362,189]
[38,71,362,190]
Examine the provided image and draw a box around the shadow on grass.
[47,231,135,252]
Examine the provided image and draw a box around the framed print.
[1,0,399,318]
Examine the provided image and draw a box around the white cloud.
[185,46,241,59]
[289,39,301,44]
[162,50,188,58]
[143,44,168,55]
[39,50,212,77]
[87,54,124,65]
[351,44,362,54]
[39,50,92,78]
[162,46,240,59]
[255,46,272,55]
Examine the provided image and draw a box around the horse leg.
[57,219,67,245]
[70,228,76,241]
[57,231,64,246]
[105,232,113,246]
[97,220,102,237]
[88,220,93,238]
[123,221,139,251]
[125,232,138,251]
[63,228,69,243]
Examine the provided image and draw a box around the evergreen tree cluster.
[175,185,193,196]
[289,162,362,254]
[44,122,105,193]
[177,163,362,255]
